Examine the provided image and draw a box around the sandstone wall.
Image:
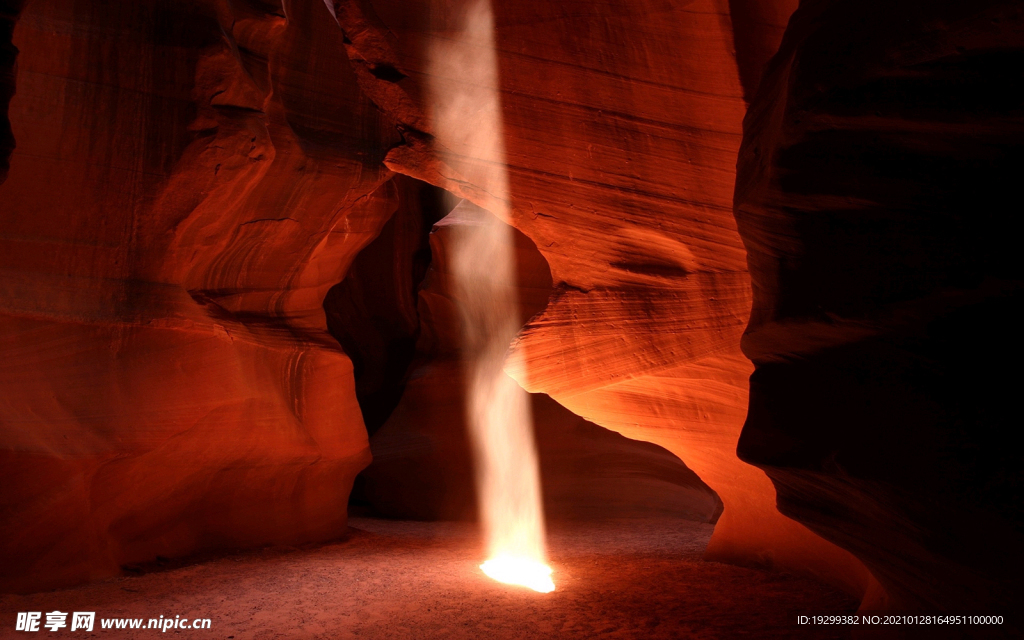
[735,0,1024,613]
[7,0,1007,611]
[356,201,723,524]
[0,0,395,592]
[332,0,875,595]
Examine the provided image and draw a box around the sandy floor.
[0,518,858,639]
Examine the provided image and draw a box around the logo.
[15,612,94,633]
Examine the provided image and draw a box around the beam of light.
[426,0,554,593]
[481,555,555,594]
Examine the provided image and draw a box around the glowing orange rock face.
[0,0,887,602]
[348,0,873,598]
[0,0,395,592]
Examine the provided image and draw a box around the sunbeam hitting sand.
[0,518,861,640]
[425,0,553,591]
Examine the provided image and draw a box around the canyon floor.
[0,517,858,639]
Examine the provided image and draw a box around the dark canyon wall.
[735,0,1024,615]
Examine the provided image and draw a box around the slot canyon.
[0,0,1020,638]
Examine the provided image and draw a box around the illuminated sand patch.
[480,556,555,593]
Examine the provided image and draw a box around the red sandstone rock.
[0,0,867,601]
[357,202,722,524]
[0,0,394,592]
[335,0,873,596]
[364,365,725,525]
[734,0,1024,616]
[323,175,451,432]
[10,0,1008,613]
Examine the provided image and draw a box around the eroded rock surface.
[735,0,1024,614]
[358,202,723,524]
[324,176,452,434]
[332,0,872,595]
[8,0,1013,613]
[0,0,394,592]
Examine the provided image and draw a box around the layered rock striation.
[356,201,723,524]
[735,0,1024,614]
[7,0,1015,613]
[332,0,873,595]
[0,0,396,592]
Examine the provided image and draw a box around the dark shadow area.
[727,0,798,102]
[324,175,452,436]
[734,0,1024,620]
[362,388,724,524]
[0,1,26,185]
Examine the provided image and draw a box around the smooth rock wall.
[330,0,874,595]
[0,0,394,592]
[734,0,1024,614]
[358,202,723,524]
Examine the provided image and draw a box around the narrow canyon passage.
[325,173,725,589]
[1,0,1021,637]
